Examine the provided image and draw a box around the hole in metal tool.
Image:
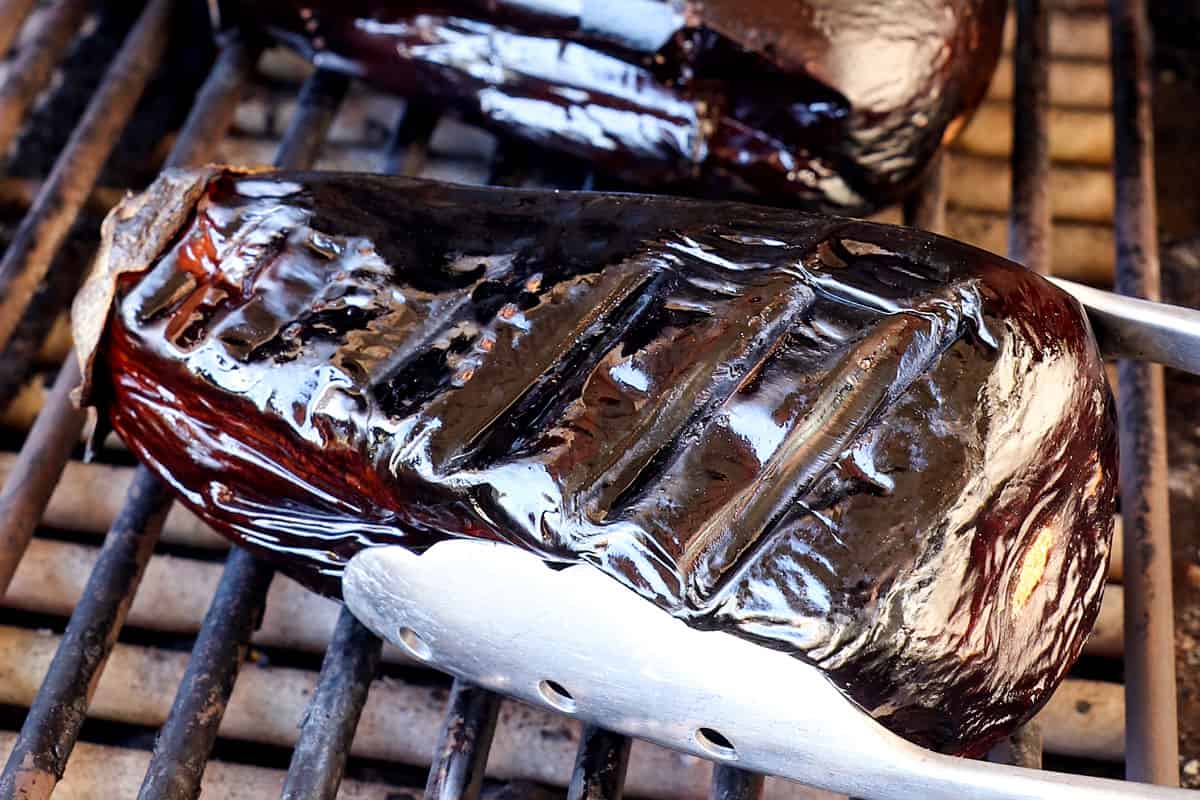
[397,627,432,661]
[695,727,737,760]
[537,679,577,713]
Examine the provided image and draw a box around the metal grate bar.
[385,100,443,176]
[0,467,174,800]
[566,726,632,800]
[0,28,259,597]
[0,0,170,353]
[1108,0,1180,786]
[1008,0,1052,274]
[135,66,350,800]
[163,36,259,171]
[275,68,351,171]
[0,0,92,158]
[275,90,426,799]
[0,0,40,60]
[424,680,502,800]
[901,153,946,234]
[0,357,85,593]
[280,607,383,800]
[136,548,275,800]
[0,25,259,799]
[989,0,1054,771]
[709,766,764,800]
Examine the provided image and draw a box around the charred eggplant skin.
[75,167,1115,756]
[217,0,1006,213]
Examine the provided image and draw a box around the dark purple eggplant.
[74,167,1116,756]
[218,0,1006,213]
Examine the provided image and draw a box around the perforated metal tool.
[343,540,1194,800]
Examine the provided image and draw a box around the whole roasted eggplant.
[219,0,1006,213]
[74,167,1116,756]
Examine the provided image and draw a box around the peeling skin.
[220,0,1007,214]
[75,167,1117,755]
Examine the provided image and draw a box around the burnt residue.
[81,168,1118,755]
[218,0,1006,214]
[567,726,632,800]
[425,681,502,800]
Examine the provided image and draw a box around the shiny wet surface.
[94,168,1116,755]
[227,0,1006,213]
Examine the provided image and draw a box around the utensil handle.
[1050,277,1200,375]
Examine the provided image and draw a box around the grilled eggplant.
[219,0,1006,213]
[74,167,1116,755]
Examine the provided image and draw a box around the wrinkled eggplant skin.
[220,0,1005,213]
[87,169,1115,756]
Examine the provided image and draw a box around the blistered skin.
[80,168,1116,755]
[221,0,1006,213]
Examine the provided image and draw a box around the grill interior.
[0,0,1193,797]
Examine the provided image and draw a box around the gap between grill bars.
[0,1,1185,798]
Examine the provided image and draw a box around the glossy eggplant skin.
[220,0,1006,213]
[74,167,1115,755]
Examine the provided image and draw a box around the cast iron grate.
[0,0,1178,797]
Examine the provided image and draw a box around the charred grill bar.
[280,607,383,800]
[425,681,503,800]
[0,467,173,799]
[0,0,170,354]
[1009,0,1052,276]
[1108,0,1180,786]
[0,2,1183,799]
[710,766,765,800]
[0,0,91,163]
[568,726,634,800]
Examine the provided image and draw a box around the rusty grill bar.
[280,607,383,800]
[425,681,503,800]
[0,467,172,799]
[1108,0,1180,785]
[0,1,1183,798]
[568,726,633,800]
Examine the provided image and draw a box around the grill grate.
[1107,0,1179,783]
[0,0,1183,797]
[281,607,384,800]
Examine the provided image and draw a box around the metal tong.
[1050,278,1200,375]
[342,285,1200,800]
[343,541,1193,800]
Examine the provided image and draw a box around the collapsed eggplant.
[74,167,1116,755]
[218,0,1006,213]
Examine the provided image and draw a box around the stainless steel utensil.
[1052,278,1200,376]
[342,540,1192,800]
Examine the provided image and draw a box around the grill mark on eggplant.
[681,299,970,610]
[75,167,1118,757]
[464,265,674,467]
[598,273,817,523]
[419,260,660,468]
